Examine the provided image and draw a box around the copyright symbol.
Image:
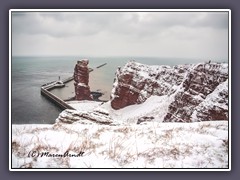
[28,150,39,158]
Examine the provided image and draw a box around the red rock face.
[163,63,228,122]
[74,59,92,100]
[110,61,188,110]
[110,61,228,122]
[190,80,228,121]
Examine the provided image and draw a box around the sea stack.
[74,59,92,100]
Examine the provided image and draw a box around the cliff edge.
[110,61,228,122]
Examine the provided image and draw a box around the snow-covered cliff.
[110,61,228,123]
[11,60,229,169]
[110,61,190,110]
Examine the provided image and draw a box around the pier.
[41,87,75,110]
[41,76,78,110]
[96,63,107,69]
[40,63,107,110]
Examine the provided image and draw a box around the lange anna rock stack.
[74,59,92,100]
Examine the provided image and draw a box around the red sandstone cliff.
[163,63,228,122]
[74,59,92,100]
[110,61,228,122]
[110,61,190,109]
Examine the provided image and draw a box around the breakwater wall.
[62,76,74,83]
[41,87,75,110]
[41,76,76,110]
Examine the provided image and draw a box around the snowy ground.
[67,100,103,112]
[101,95,174,124]
[12,121,228,169]
[12,96,229,169]
[66,95,174,125]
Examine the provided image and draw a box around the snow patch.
[12,121,228,168]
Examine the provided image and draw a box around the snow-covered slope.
[57,95,174,125]
[12,121,228,168]
[56,61,228,125]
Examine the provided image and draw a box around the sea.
[11,56,226,124]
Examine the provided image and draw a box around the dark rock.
[137,116,155,124]
[91,91,104,101]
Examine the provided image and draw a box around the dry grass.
[12,121,229,168]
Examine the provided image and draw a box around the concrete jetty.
[41,87,75,110]
[40,63,107,110]
[41,76,77,110]
[96,63,107,69]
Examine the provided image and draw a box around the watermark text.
[28,150,85,158]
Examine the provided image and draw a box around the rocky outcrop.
[56,108,113,125]
[111,61,190,110]
[163,63,228,122]
[137,116,155,124]
[110,61,228,122]
[74,59,92,100]
[190,80,228,121]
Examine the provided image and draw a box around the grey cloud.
[140,12,228,29]
[196,13,228,29]
[95,12,229,40]
[11,11,229,59]
[12,11,228,39]
[12,12,108,37]
[12,12,135,37]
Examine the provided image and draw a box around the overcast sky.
[11,11,229,60]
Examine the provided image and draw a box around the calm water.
[11,56,224,124]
